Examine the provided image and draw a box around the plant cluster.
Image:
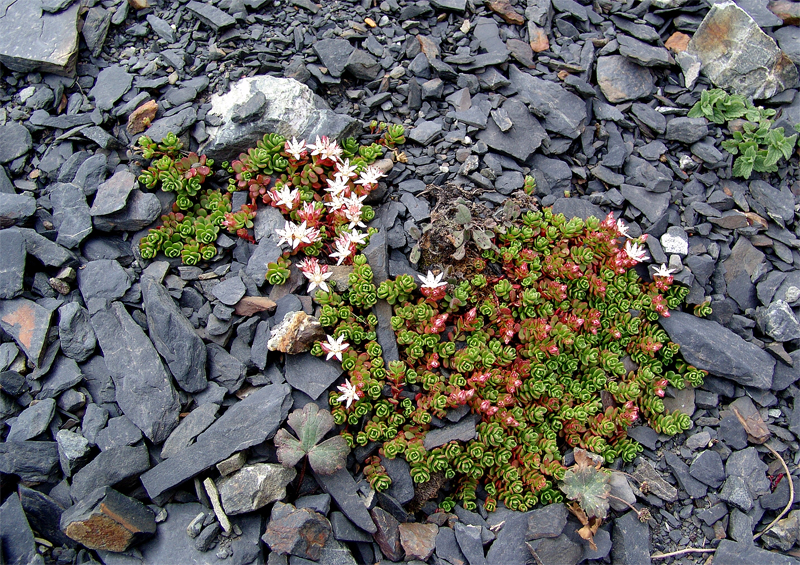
[135,128,405,270]
[309,207,705,514]
[688,88,800,179]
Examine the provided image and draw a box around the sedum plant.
[309,207,705,514]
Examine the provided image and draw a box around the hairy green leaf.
[560,465,611,519]
[275,403,350,475]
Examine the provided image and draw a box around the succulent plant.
[274,403,351,475]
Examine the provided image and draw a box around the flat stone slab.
[0,298,53,366]
[0,0,81,75]
[141,384,292,499]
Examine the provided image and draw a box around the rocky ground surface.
[1,0,800,564]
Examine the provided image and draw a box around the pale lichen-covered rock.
[268,311,326,354]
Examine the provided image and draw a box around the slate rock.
[56,428,91,476]
[140,502,262,565]
[186,0,236,30]
[78,259,131,313]
[7,398,56,442]
[423,413,479,450]
[143,107,197,143]
[232,91,267,124]
[612,510,650,565]
[331,511,372,543]
[454,523,486,565]
[38,355,83,399]
[551,198,603,221]
[90,170,136,216]
[476,97,547,161]
[142,276,208,393]
[714,539,800,564]
[0,0,81,75]
[371,507,404,561]
[0,492,37,565]
[50,182,92,248]
[313,39,355,78]
[665,117,709,144]
[485,511,528,565]
[212,276,247,306]
[726,447,771,497]
[200,76,358,161]
[90,302,180,444]
[0,193,36,228]
[431,0,467,10]
[89,66,133,112]
[70,443,150,501]
[284,352,343,400]
[218,463,296,515]
[141,384,292,499]
[687,1,798,98]
[720,475,753,511]
[596,55,655,102]
[689,450,726,488]
[345,49,382,81]
[0,228,25,299]
[72,153,108,195]
[82,6,111,57]
[526,502,567,540]
[18,485,73,548]
[774,26,800,64]
[312,467,377,534]
[617,34,672,66]
[263,502,332,560]
[92,189,161,232]
[58,302,96,362]
[665,452,708,498]
[160,402,219,459]
[380,455,414,504]
[659,311,774,389]
[409,121,443,145]
[61,486,156,551]
[527,533,583,565]
[95,415,143,451]
[509,65,586,139]
[0,298,53,366]
[620,184,670,223]
[0,122,32,164]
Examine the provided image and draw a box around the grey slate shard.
[485,511,529,565]
[0,298,54,367]
[90,170,137,216]
[0,492,37,565]
[186,1,237,31]
[90,302,181,444]
[0,0,81,75]
[596,55,655,103]
[141,276,208,393]
[313,467,377,534]
[620,184,670,223]
[7,398,56,442]
[423,414,480,450]
[92,190,161,232]
[0,441,60,482]
[160,402,220,459]
[0,193,36,228]
[70,443,151,502]
[140,383,292,499]
[89,65,133,112]
[508,65,586,139]
[659,311,774,389]
[0,122,32,164]
[50,182,92,248]
[284,352,344,400]
[0,227,25,299]
[37,355,83,399]
[78,259,132,314]
[476,97,547,162]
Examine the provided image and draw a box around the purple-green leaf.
[559,465,611,520]
[275,403,350,475]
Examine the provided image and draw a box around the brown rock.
[417,35,440,60]
[665,32,691,52]
[0,298,53,366]
[487,0,525,24]
[128,0,149,8]
[61,487,156,552]
[768,0,800,23]
[327,265,354,291]
[529,24,550,52]
[267,311,326,354]
[262,502,331,560]
[399,522,439,561]
[127,100,158,135]
[233,296,277,316]
[370,507,404,561]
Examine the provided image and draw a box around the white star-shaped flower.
[301,261,333,293]
[347,230,368,246]
[324,192,347,211]
[616,219,631,238]
[624,240,649,263]
[329,236,353,265]
[653,264,676,278]
[271,185,299,210]
[355,165,385,187]
[335,158,358,180]
[419,270,447,289]
[321,334,349,362]
[342,193,367,229]
[336,379,360,409]
[276,220,317,250]
[284,137,306,160]
[308,136,343,161]
[325,176,350,198]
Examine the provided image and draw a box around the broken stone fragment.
[216,463,296,515]
[267,310,326,354]
[61,487,156,552]
[262,502,332,560]
[687,1,798,98]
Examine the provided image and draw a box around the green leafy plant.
[313,207,704,514]
[687,88,799,179]
[274,403,351,475]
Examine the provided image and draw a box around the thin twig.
[651,547,715,560]
[754,444,794,541]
